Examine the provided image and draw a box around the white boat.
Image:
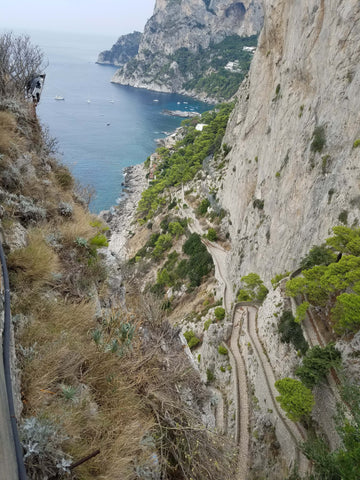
[87,99,91,103]
[54,95,64,100]
[153,99,159,102]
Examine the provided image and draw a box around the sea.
[30,30,211,212]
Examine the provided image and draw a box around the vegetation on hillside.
[302,381,360,479]
[236,272,268,303]
[286,226,360,334]
[137,102,234,221]
[179,35,258,99]
[275,378,315,422]
[123,35,257,100]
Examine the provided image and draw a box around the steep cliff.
[219,0,360,288]
[97,31,141,66]
[111,0,264,101]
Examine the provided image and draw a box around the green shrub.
[332,293,360,334]
[253,199,264,210]
[353,139,360,148]
[20,417,72,479]
[311,126,326,153]
[296,343,341,388]
[300,244,336,270]
[182,233,214,286]
[206,369,215,383]
[203,318,213,331]
[271,272,290,289]
[338,210,348,225]
[197,198,210,216]
[218,345,228,355]
[294,301,310,323]
[206,228,217,241]
[168,221,185,238]
[152,233,172,258]
[214,306,225,321]
[183,330,201,349]
[237,273,268,303]
[278,311,308,354]
[237,289,252,301]
[275,378,315,421]
[89,234,109,248]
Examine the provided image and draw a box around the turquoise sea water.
[32,30,211,212]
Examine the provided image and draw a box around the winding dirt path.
[245,305,309,475]
[193,234,250,479]
[184,201,308,477]
[228,311,250,480]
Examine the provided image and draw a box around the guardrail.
[0,240,27,480]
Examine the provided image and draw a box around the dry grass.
[8,229,59,289]
[0,110,17,153]
[19,300,155,479]
[58,205,98,247]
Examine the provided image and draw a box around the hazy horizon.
[1,0,155,37]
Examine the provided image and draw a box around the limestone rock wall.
[219,0,360,287]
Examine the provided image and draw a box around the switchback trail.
[245,305,309,475]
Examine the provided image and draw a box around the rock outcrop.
[111,0,263,100]
[219,0,360,287]
[97,31,141,66]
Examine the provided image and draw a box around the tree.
[237,272,268,303]
[332,293,360,334]
[302,381,360,480]
[206,228,217,241]
[294,301,310,324]
[326,225,360,256]
[300,244,336,270]
[295,343,341,389]
[275,378,315,421]
[278,311,308,354]
[168,221,184,238]
[214,307,225,321]
[0,32,47,97]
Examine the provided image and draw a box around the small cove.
[33,30,211,212]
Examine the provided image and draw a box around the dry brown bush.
[58,205,97,247]
[8,229,59,288]
[19,300,155,479]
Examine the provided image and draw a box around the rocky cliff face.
[97,31,141,66]
[219,0,360,287]
[111,0,263,100]
[140,0,263,55]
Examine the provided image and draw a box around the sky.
[1,0,155,37]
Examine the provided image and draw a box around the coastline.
[101,163,148,259]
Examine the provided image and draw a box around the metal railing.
[0,240,27,480]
